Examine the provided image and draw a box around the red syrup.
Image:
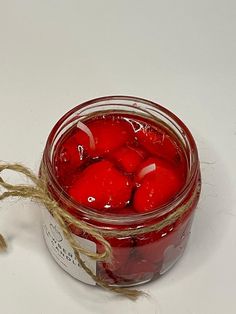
[53,114,187,213]
[47,111,200,287]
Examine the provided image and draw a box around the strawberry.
[75,118,134,157]
[54,131,88,186]
[68,160,132,211]
[134,158,183,213]
[109,145,146,173]
[136,124,180,162]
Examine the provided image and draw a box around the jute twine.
[0,162,196,300]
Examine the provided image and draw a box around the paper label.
[42,208,96,285]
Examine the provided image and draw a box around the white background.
[0,1,236,313]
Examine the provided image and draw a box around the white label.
[42,208,96,285]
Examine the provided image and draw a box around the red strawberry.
[75,118,134,157]
[134,158,183,213]
[68,160,132,211]
[136,124,180,162]
[109,145,146,173]
[54,132,88,186]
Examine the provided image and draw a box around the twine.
[0,234,7,251]
[0,162,196,300]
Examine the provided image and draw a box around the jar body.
[41,96,201,287]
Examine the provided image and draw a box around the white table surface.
[0,1,236,313]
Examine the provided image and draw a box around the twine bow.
[0,162,197,300]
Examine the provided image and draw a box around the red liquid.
[52,113,197,286]
[54,114,187,213]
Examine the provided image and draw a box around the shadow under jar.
[41,96,201,287]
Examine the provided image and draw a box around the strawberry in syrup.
[134,158,183,213]
[109,145,146,173]
[68,160,132,211]
[136,123,180,162]
[54,130,88,186]
[76,117,135,157]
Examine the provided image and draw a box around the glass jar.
[41,96,201,287]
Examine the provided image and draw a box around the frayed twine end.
[0,234,7,251]
[121,289,148,301]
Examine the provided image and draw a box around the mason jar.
[40,96,201,287]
